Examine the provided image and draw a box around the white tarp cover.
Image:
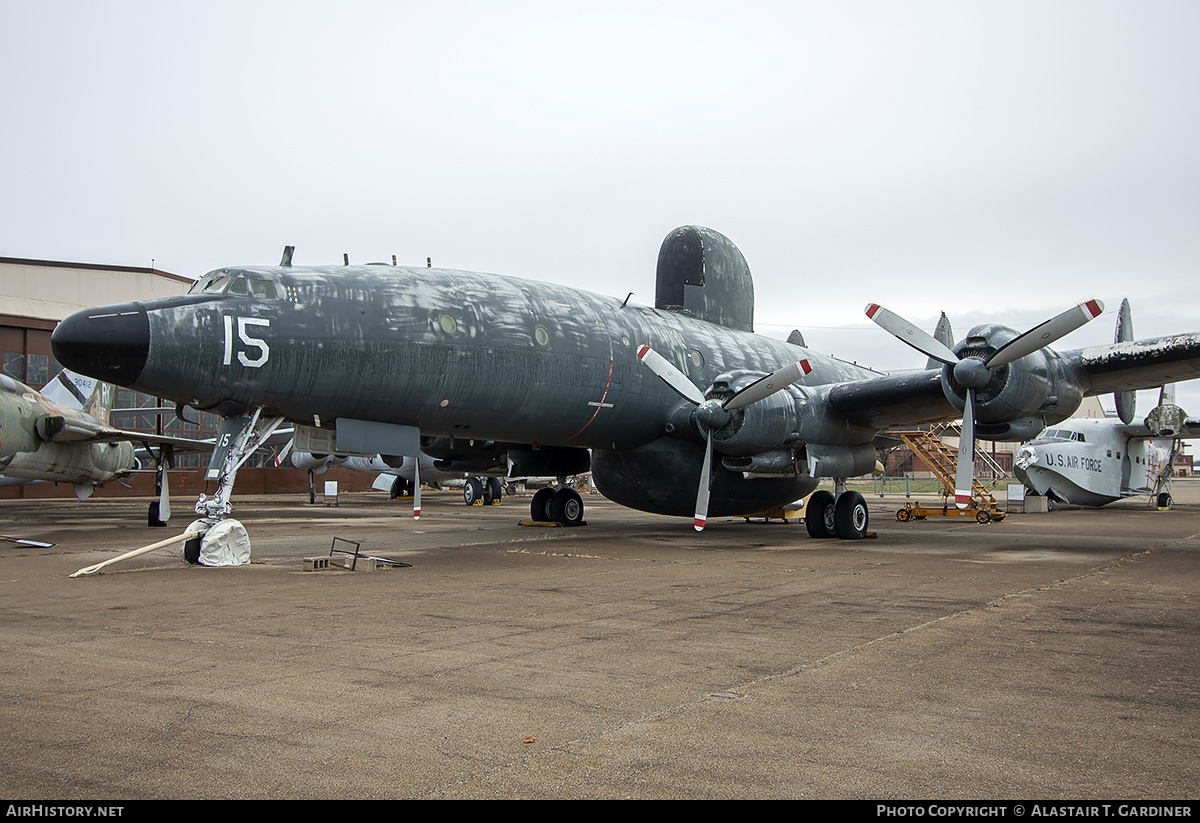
[197,518,251,566]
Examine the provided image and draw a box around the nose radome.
[51,303,150,387]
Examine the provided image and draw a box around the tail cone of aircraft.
[51,302,151,387]
[866,300,1104,508]
[637,345,811,530]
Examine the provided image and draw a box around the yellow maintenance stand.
[891,425,1007,524]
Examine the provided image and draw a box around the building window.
[3,352,25,382]
[26,354,48,388]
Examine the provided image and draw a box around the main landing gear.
[804,489,870,540]
[528,486,585,527]
[463,476,503,506]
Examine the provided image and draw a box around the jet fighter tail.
[40,370,114,424]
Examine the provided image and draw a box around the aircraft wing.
[825,370,956,431]
[1113,418,1200,441]
[826,333,1200,432]
[1069,333,1200,395]
[36,414,203,449]
[42,417,292,453]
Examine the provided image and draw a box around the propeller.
[1114,298,1135,424]
[158,460,171,523]
[637,345,811,530]
[412,456,421,519]
[866,300,1104,509]
[151,445,174,525]
[274,437,294,467]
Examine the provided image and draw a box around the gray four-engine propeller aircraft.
[50,226,1200,539]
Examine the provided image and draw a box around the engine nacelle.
[975,416,1049,441]
[940,324,1084,434]
[705,371,802,457]
[1145,403,1186,438]
[290,452,346,474]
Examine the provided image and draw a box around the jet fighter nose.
[52,303,150,386]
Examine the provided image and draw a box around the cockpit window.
[189,273,279,300]
[190,274,231,294]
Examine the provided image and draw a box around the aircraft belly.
[1017,465,1117,507]
[592,438,817,517]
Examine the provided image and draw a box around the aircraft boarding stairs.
[892,424,1008,523]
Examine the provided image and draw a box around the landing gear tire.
[530,487,555,522]
[1157,492,1173,509]
[834,491,869,540]
[390,476,412,499]
[805,490,837,539]
[547,488,584,526]
[483,477,503,505]
[182,535,202,565]
[148,501,166,528]
[463,477,483,505]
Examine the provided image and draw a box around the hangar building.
[0,256,361,499]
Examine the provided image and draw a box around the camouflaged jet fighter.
[0,370,136,499]
[0,369,204,516]
[50,226,1200,539]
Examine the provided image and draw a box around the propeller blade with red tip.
[954,390,976,509]
[724,359,812,410]
[986,300,1104,367]
[694,431,713,531]
[412,456,421,520]
[865,303,959,366]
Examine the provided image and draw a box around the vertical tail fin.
[927,313,954,371]
[40,370,114,424]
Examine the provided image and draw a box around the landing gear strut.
[195,409,286,523]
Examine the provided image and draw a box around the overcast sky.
[3,1,1199,417]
